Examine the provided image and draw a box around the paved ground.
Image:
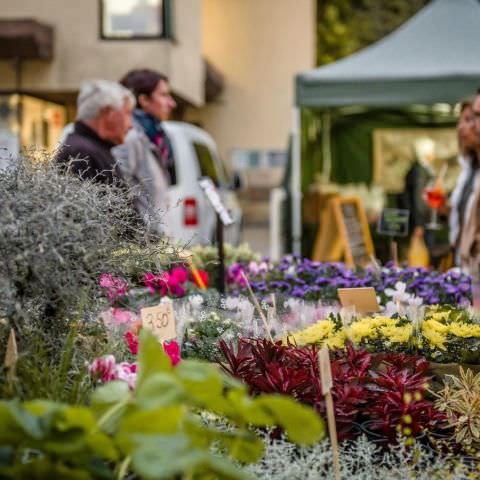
[241,222,270,257]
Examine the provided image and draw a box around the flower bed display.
[226,256,472,306]
[286,305,480,366]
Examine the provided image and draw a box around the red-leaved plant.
[218,339,441,443]
[365,354,443,443]
[218,339,370,439]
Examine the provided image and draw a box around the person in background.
[120,69,177,182]
[113,69,177,235]
[55,80,134,183]
[403,137,436,241]
[458,92,480,273]
[449,98,479,269]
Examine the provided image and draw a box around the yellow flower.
[422,320,448,350]
[379,324,413,344]
[324,331,347,349]
[285,319,338,346]
[449,322,480,338]
[346,316,410,345]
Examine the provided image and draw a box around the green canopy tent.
[291,0,480,254]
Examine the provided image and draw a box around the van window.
[192,142,226,185]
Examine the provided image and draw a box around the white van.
[59,121,242,246]
[162,121,242,246]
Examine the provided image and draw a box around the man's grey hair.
[76,80,135,120]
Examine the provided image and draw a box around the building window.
[100,0,169,39]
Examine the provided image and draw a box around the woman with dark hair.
[112,69,177,236]
[449,97,479,269]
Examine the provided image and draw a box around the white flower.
[189,295,204,308]
[384,282,410,303]
[407,295,423,307]
[382,301,398,317]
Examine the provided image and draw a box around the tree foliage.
[317,0,429,65]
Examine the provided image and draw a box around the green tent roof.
[296,0,480,107]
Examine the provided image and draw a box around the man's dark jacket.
[55,121,117,183]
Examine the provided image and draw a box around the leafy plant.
[182,311,244,362]
[434,367,480,456]
[0,331,325,479]
[218,339,369,439]
[363,354,441,444]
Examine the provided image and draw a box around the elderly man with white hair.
[56,80,134,183]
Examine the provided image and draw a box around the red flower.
[125,330,139,355]
[163,340,181,366]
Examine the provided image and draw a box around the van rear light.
[183,197,198,226]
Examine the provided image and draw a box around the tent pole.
[291,107,302,255]
[322,111,331,182]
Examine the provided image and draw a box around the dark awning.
[0,19,53,60]
[205,59,224,103]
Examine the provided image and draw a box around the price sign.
[338,287,380,314]
[141,303,176,343]
[199,177,234,226]
[377,208,410,237]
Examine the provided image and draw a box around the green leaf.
[210,430,264,464]
[253,395,325,445]
[130,434,248,480]
[225,390,275,426]
[91,381,130,407]
[0,402,24,444]
[136,373,186,409]
[55,406,97,432]
[175,361,224,404]
[8,401,45,440]
[137,331,172,387]
[85,431,118,461]
[116,406,184,453]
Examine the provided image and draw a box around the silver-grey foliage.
[244,433,476,479]
[0,156,149,332]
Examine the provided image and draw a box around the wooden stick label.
[141,303,176,343]
[318,347,333,395]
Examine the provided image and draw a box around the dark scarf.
[133,109,175,182]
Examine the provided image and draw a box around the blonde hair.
[414,137,435,163]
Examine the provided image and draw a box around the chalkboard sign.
[332,197,374,267]
[377,208,409,237]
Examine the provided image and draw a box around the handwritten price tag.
[141,303,176,343]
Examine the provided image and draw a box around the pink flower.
[143,270,187,298]
[163,340,181,366]
[99,273,129,303]
[88,355,117,382]
[116,362,138,389]
[88,355,138,389]
[143,272,168,296]
[227,264,247,287]
[112,308,133,325]
[170,266,189,284]
[125,330,139,355]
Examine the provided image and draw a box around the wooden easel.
[312,196,375,268]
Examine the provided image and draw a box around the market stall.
[291,0,480,255]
